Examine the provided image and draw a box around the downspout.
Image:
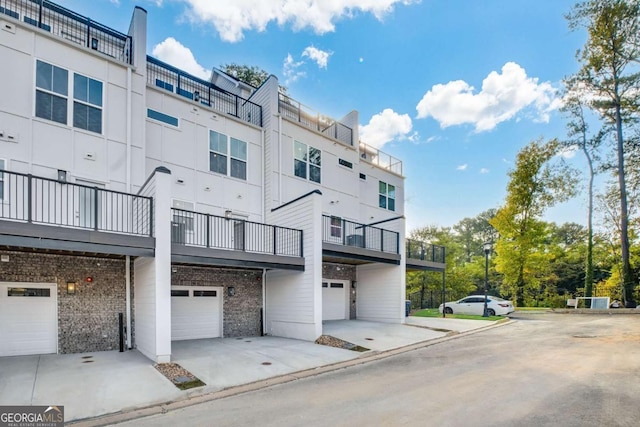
[261,128,265,222]
[125,67,133,349]
[278,114,282,205]
[262,268,267,335]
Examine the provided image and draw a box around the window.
[73,73,103,133]
[330,216,342,238]
[294,141,321,183]
[338,158,353,169]
[147,109,178,127]
[379,181,396,211]
[193,290,217,297]
[8,287,51,297]
[35,60,68,125]
[209,131,248,181]
[35,61,103,134]
[359,173,366,180]
[209,130,227,175]
[171,290,189,297]
[155,78,174,92]
[230,138,247,180]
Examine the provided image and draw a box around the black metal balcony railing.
[1,0,132,64]
[0,170,153,236]
[406,239,446,264]
[147,56,263,127]
[278,93,353,146]
[171,208,303,257]
[322,215,399,254]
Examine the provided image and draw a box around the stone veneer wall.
[322,263,357,319]
[171,265,263,337]
[0,250,129,354]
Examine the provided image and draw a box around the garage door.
[322,281,348,320]
[171,286,222,341]
[0,283,57,357]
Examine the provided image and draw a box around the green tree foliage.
[452,209,498,263]
[490,139,578,306]
[566,0,640,305]
[220,63,288,94]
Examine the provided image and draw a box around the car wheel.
[487,308,496,316]
[444,307,453,314]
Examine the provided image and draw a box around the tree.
[561,79,607,300]
[221,63,288,94]
[567,0,640,306]
[490,139,578,306]
[452,209,498,263]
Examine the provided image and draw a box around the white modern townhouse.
[0,0,445,363]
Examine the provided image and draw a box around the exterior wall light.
[67,281,76,295]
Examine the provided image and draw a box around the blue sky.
[56,0,592,231]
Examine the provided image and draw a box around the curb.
[68,320,513,426]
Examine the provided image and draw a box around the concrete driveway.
[0,317,497,423]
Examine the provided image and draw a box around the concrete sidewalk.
[0,317,502,425]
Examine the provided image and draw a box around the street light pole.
[482,242,492,317]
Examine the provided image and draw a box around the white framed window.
[35,60,68,125]
[209,131,247,181]
[230,137,247,180]
[73,73,103,133]
[294,140,321,183]
[379,181,395,211]
[34,60,103,134]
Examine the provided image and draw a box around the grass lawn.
[411,308,503,321]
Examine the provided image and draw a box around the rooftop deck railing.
[359,142,403,176]
[406,239,446,264]
[0,169,153,236]
[322,215,399,254]
[278,93,353,146]
[171,208,303,257]
[148,56,263,127]
[1,0,132,64]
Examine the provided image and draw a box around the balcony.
[278,93,353,146]
[1,0,132,64]
[359,142,403,176]
[170,208,304,271]
[0,170,154,256]
[406,239,446,271]
[322,215,400,265]
[147,56,263,127]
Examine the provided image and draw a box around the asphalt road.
[117,313,640,427]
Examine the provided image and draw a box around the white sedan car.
[439,295,514,316]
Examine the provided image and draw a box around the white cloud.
[360,108,412,149]
[415,62,559,132]
[302,46,332,69]
[152,37,210,80]
[480,168,490,174]
[181,0,419,43]
[283,53,306,85]
[456,164,468,171]
[558,145,578,159]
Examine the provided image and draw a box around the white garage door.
[322,280,348,320]
[0,283,57,357]
[171,286,222,341]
